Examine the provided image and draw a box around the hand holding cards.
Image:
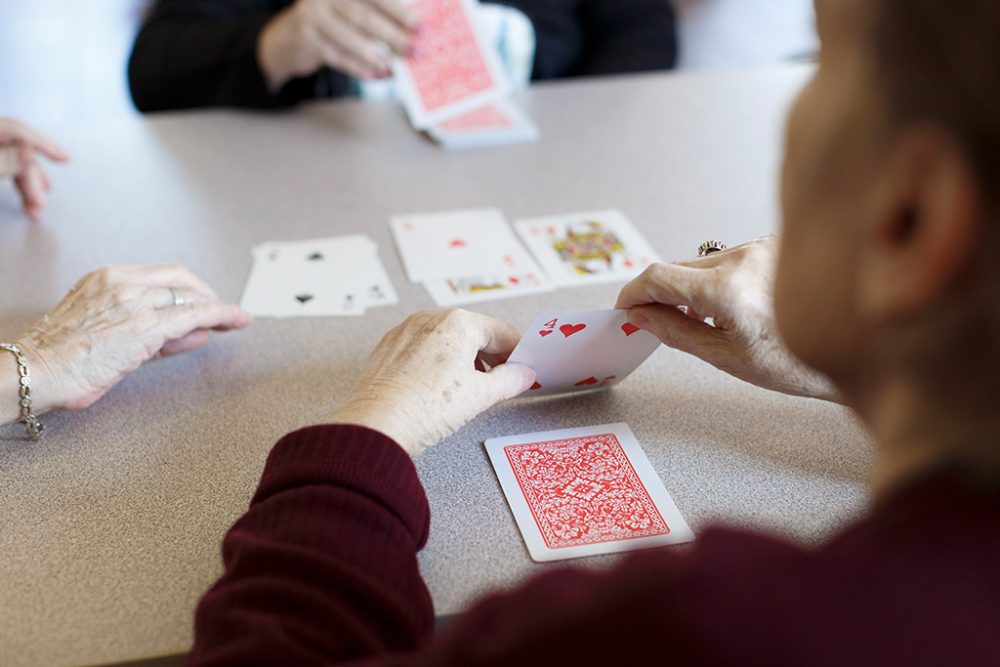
[393,0,539,149]
[509,309,660,396]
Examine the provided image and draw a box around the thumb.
[480,362,536,404]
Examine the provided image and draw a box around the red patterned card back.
[503,433,670,548]
[408,0,496,113]
[438,104,513,132]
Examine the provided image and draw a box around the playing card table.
[0,65,872,667]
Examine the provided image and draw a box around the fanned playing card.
[486,423,694,562]
[508,309,660,396]
[514,210,661,287]
[393,0,509,129]
[241,235,397,318]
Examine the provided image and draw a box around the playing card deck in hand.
[514,210,660,287]
[486,423,694,562]
[394,0,509,129]
[507,309,660,397]
[241,235,398,318]
[390,208,552,306]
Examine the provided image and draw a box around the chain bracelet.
[0,343,44,440]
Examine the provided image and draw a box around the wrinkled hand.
[15,264,251,415]
[328,309,536,457]
[615,235,838,402]
[0,117,69,220]
[257,0,418,91]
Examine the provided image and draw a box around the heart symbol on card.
[574,376,599,386]
[538,329,553,337]
[621,323,640,336]
[559,323,586,338]
[529,381,542,390]
[449,238,467,248]
[295,294,314,304]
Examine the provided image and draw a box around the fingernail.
[629,312,649,327]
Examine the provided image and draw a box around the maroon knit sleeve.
[186,424,434,666]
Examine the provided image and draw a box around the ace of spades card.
[507,310,660,397]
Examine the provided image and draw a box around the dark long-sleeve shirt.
[186,424,1000,666]
[128,0,677,112]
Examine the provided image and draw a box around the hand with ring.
[2,264,251,424]
[615,235,839,402]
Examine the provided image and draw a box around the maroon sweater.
[186,425,1000,666]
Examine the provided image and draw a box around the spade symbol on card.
[295,293,314,304]
[307,252,324,261]
[559,323,586,338]
[369,285,385,300]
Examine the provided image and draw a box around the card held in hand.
[486,423,694,562]
[508,309,660,396]
[393,0,509,129]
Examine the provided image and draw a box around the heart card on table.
[514,210,661,287]
[485,422,694,562]
[394,0,509,129]
[507,309,660,397]
[390,208,551,306]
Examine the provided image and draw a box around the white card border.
[513,210,662,287]
[485,422,694,562]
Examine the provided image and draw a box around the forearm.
[187,424,434,666]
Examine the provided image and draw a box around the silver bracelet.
[0,343,44,440]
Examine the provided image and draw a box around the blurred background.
[0,0,817,125]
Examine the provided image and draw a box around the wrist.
[0,351,20,426]
[326,396,422,457]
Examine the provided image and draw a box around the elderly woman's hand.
[8,264,251,419]
[615,235,838,402]
[0,117,69,220]
[327,309,536,457]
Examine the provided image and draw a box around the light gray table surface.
[0,65,873,667]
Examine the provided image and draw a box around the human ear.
[855,126,982,324]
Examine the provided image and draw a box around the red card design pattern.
[503,433,670,549]
[408,0,497,114]
[438,103,514,133]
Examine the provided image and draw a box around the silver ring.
[169,288,186,307]
[697,240,727,257]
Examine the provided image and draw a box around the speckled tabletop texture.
[0,65,873,667]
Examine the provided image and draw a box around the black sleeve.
[575,0,677,76]
[128,0,351,112]
[498,0,584,80]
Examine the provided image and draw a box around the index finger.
[615,263,718,313]
[452,310,523,363]
[370,0,418,30]
[0,120,69,163]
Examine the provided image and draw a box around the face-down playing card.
[426,99,540,150]
[393,0,509,129]
[514,210,660,287]
[241,235,398,318]
[507,310,660,397]
[485,423,694,562]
